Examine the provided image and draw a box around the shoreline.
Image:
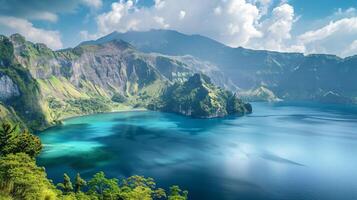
[39,107,148,133]
[59,107,148,122]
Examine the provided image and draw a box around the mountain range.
[0,32,248,130]
[83,29,357,103]
[1,29,356,130]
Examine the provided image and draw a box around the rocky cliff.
[0,34,250,130]
[88,30,357,104]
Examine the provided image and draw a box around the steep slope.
[0,35,49,129]
[84,30,357,103]
[82,30,304,89]
[149,73,252,118]
[0,34,251,130]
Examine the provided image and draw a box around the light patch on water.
[41,141,103,158]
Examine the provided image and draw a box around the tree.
[168,186,188,200]
[0,122,42,158]
[87,171,120,200]
[11,129,42,158]
[0,153,57,200]
[58,173,74,194]
[0,122,18,155]
[74,173,86,193]
[120,175,166,200]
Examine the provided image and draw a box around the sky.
[1,0,357,57]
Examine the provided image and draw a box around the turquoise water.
[38,102,357,200]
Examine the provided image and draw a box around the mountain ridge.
[83,29,357,103]
[0,33,250,130]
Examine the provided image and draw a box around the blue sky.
[1,0,357,57]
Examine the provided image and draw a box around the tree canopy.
[0,121,189,200]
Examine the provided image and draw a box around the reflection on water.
[38,102,357,200]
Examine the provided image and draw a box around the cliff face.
[149,74,252,118]
[0,35,48,129]
[91,30,357,104]
[0,34,250,130]
[0,74,20,101]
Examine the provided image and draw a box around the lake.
[37,102,357,200]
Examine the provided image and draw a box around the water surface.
[38,102,357,200]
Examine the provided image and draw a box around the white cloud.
[248,3,300,52]
[79,30,101,41]
[81,0,103,9]
[342,40,357,57]
[179,10,186,20]
[297,17,357,56]
[0,16,63,49]
[249,0,272,16]
[91,0,267,47]
[31,11,58,22]
[82,0,357,57]
[333,7,356,18]
[214,6,222,15]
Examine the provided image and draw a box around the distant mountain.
[83,30,357,103]
[0,33,249,130]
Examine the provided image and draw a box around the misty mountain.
[83,30,357,103]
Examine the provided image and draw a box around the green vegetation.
[111,93,127,103]
[150,73,252,118]
[65,98,112,114]
[0,122,42,158]
[0,35,14,66]
[1,34,253,131]
[0,121,189,200]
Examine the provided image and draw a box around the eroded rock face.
[0,74,20,101]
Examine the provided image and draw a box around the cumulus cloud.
[0,16,63,49]
[81,0,357,57]
[297,17,357,57]
[91,0,265,47]
[248,3,301,52]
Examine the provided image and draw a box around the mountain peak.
[10,33,26,43]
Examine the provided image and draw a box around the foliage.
[111,93,127,103]
[58,173,74,194]
[0,122,18,154]
[0,122,42,158]
[120,175,166,200]
[0,35,14,66]
[0,153,58,200]
[66,98,111,114]
[168,186,188,200]
[87,171,120,200]
[74,173,86,193]
[0,122,189,200]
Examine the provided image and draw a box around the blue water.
[38,102,357,200]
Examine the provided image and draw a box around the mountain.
[84,30,357,103]
[0,34,250,130]
[149,73,252,118]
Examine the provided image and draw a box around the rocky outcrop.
[149,74,252,118]
[0,74,20,101]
